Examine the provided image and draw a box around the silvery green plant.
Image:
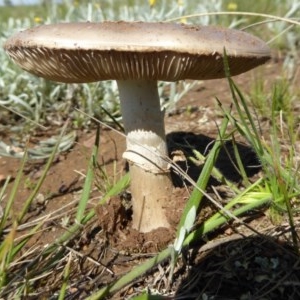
[267,0,300,52]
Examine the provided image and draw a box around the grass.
[0,0,300,298]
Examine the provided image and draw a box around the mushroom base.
[129,164,171,232]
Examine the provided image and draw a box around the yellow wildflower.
[179,17,187,24]
[34,17,43,24]
[149,0,156,8]
[178,0,186,23]
[227,2,238,11]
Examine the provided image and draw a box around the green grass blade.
[191,148,239,193]
[185,195,271,245]
[176,110,229,242]
[17,121,70,222]
[0,176,11,208]
[58,253,71,300]
[75,125,99,222]
[0,149,28,233]
[0,222,17,288]
[230,135,251,186]
[86,247,172,300]
[10,222,46,260]
[130,293,169,300]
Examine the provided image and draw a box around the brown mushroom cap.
[4,21,270,83]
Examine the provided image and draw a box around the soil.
[1,54,300,299]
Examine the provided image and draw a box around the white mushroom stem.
[117,80,172,232]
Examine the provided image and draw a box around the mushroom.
[3,21,271,232]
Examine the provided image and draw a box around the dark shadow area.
[167,131,261,187]
[174,232,300,300]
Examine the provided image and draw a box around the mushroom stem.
[117,79,172,232]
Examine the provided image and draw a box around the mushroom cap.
[4,21,271,83]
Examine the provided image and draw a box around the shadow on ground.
[167,131,261,187]
[174,232,300,300]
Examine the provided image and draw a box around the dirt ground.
[1,54,300,299]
